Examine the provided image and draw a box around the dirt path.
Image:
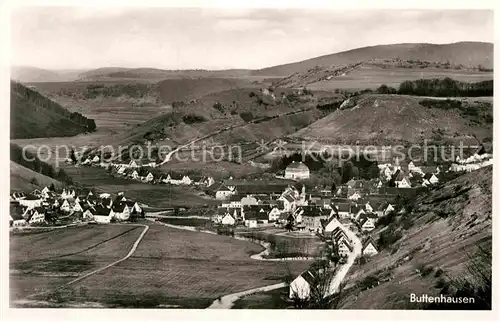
[149,217,317,309]
[207,282,287,309]
[18,223,149,302]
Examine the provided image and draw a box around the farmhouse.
[284,161,310,180]
[110,202,131,221]
[60,199,71,212]
[358,213,378,232]
[322,216,343,234]
[296,206,330,232]
[93,205,112,223]
[423,173,439,185]
[362,238,379,256]
[27,207,46,225]
[212,183,236,200]
[221,213,236,226]
[267,206,281,222]
[18,194,42,209]
[144,172,155,182]
[332,202,350,218]
[289,270,316,300]
[9,204,28,227]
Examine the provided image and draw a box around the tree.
[49,183,56,191]
[30,177,38,186]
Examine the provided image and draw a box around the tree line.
[12,81,97,133]
[376,78,493,97]
[10,143,73,185]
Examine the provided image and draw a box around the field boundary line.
[20,223,149,301]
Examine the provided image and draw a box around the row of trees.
[389,78,493,97]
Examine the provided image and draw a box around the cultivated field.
[306,67,493,91]
[29,223,311,308]
[10,224,143,303]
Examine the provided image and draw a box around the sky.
[10,8,494,70]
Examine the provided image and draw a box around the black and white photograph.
[3,1,496,317]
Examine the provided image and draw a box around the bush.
[378,227,402,249]
[239,112,254,122]
[359,275,379,289]
[376,211,397,227]
[182,114,206,124]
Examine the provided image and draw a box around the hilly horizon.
[12,41,493,82]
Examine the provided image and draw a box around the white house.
[18,195,42,209]
[423,173,439,185]
[27,208,46,225]
[362,239,379,256]
[268,207,281,222]
[60,199,71,212]
[221,213,236,226]
[72,202,83,212]
[348,191,362,201]
[289,271,316,299]
[92,155,100,163]
[359,214,377,232]
[82,209,94,221]
[110,203,131,221]
[322,216,344,233]
[131,170,140,180]
[92,206,113,223]
[284,161,310,180]
[144,172,155,182]
[214,184,235,200]
[396,177,412,188]
[383,204,395,216]
[10,212,27,227]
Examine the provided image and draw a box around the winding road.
[152,216,360,309]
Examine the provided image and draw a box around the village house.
[110,202,131,221]
[267,206,281,222]
[93,205,113,223]
[11,192,26,201]
[241,195,258,207]
[332,202,351,219]
[383,204,395,216]
[60,199,71,212]
[209,183,236,200]
[284,161,310,180]
[423,173,439,185]
[331,227,353,256]
[352,205,366,220]
[27,207,46,225]
[18,194,42,209]
[82,208,94,221]
[322,216,344,234]
[296,206,330,233]
[289,270,317,300]
[221,212,236,225]
[244,206,270,228]
[144,172,155,183]
[358,213,378,232]
[72,201,83,213]
[9,204,28,227]
[362,238,379,256]
[392,170,412,188]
